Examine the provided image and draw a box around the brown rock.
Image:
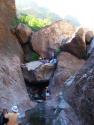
[58,52,85,73]
[49,68,71,97]
[15,23,32,44]
[61,28,87,59]
[0,0,31,112]
[49,52,85,96]
[35,63,55,81]
[31,20,75,58]
[22,61,55,82]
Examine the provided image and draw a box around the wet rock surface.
[23,93,81,125]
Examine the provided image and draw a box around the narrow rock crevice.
[25,80,50,101]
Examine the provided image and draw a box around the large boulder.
[57,52,85,72]
[63,50,94,125]
[31,20,75,58]
[15,23,33,44]
[49,52,85,96]
[21,61,55,82]
[12,23,33,62]
[0,0,32,112]
[60,28,87,59]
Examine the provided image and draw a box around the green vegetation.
[56,48,61,55]
[12,14,51,31]
[31,52,40,61]
[12,14,61,61]
[12,14,51,61]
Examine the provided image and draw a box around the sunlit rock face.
[31,20,75,58]
[0,0,31,111]
[63,50,94,125]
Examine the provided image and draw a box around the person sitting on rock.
[49,51,57,65]
[49,58,57,64]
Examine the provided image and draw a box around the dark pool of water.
[25,102,62,125]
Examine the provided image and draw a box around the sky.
[16,0,94,29]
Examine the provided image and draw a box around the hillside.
[16,1,62,22]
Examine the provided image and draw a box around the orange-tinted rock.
[31,20,75,58]
[61,28,87,59]
[58,52,85,72]
[15,23,33,44]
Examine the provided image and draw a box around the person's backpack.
[0,113,9,125]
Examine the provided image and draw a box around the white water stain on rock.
[64,75,76,86]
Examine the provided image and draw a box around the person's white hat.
[11,106,18,113]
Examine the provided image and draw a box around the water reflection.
[24,92,80,125]
[26,102,62,125]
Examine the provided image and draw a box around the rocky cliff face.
[63,50,94,125]
[0,0,31,111]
